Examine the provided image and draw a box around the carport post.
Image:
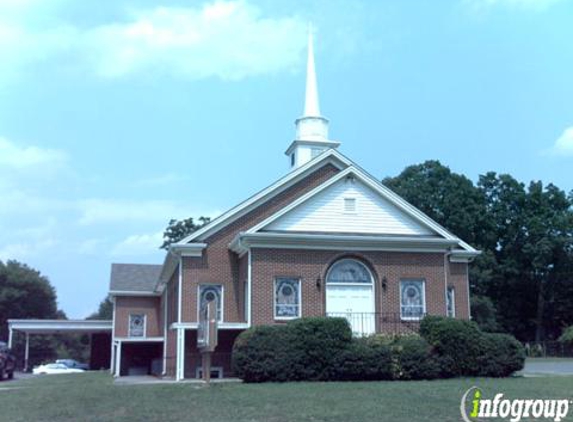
[24,332,30,372]
[8,325,13,349]
[115,341,122,377]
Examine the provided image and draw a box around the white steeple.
[303,28,321,117]
[285,26,340,170]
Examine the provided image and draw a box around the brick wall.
[184,330,241,378]
[448,262,470,320]
[179,163,340,323]
[164,267,179,377]
[251,248,453,331]
[114,296,162,338]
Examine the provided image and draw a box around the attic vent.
[344,198,356,213]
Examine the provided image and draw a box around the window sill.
[400,317,423,322]
[274,316,300,322]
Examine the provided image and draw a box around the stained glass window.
[199,285,223,322]
[446,286,455,318]
[129,314,145,337]
[400,280,425,319]
[327,259,372,284]
[275,278,300,318]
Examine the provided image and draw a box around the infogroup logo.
[460,387,571,422]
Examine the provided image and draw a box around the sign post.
[197,300,218,384]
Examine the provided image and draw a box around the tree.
[383,162,573,341]
[160,216,211,249]
[478,174,573,340]
[0,260,65,367]
[470,295,500,333]
[0,260,59,342]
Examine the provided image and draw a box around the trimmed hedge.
[420,316,525,378]
[232,317,352,382]
[232,316,525,382]
[420,316,484,377]
[391,335,441,380]
[335,337,393,381]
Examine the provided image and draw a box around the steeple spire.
[303,26,320,117]
[285,25,340,170]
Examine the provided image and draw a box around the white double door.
[326,284,375,336]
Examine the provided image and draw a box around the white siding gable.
[263,178,435,236]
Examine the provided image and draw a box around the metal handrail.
[326,312,424,336]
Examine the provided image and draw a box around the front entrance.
[325,259,375,335]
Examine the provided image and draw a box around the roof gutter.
[230,232,460,255]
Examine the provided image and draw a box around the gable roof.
[246,166,473,249]
[159,148,479,284]
[262,175,434,236]
[109,263,162,295]
[252,167,438,237]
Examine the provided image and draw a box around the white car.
[32,363,85,375]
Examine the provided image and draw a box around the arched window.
[326,259,373,284]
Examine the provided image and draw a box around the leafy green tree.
[0,260,59,341]
[470,295,500,333]
[160,216,210,249]
[478,175,573,340]
[384,162,573,342]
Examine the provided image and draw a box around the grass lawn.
[1,372,572,422]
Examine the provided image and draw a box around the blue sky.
[0,0,572,318]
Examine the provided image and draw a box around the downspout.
[162,288,168,375]
[444,252,451,317]
[177,255,183,381]
[247,247,252,327]
[110,296,116,375]
[466,263,471,320]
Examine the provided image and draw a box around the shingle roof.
[109,263,162,293]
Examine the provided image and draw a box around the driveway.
[520,358,573,376]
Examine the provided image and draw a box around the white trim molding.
[230,232,460,255]
[113,336,164,342]
[170,322,249,330]
[109,290,160,297]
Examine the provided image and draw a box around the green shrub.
[286,317,353,380]
[419,316,524,377]
[232,325,294,382]
[233,316,525,383]
[420,316,485,377]
[391,335,441,380]
[558,326,573,345]
[232,317,352,382]
[478,333,526,377]
[335,337,393,381]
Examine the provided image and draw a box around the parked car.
[56,359,89,371]
[32,363,85,375]
[0,342,16,381]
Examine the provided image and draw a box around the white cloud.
[111,231,164,256]
[547,127,573,157]
[0,0,307,84]
[464,0,566,11]
[86,2,306,80]
[77,198,218,225]
[0,238,59,261]
[0,136,68,169]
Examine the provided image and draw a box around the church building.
[108,32,480,379]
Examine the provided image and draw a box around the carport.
[7,319,112,371]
